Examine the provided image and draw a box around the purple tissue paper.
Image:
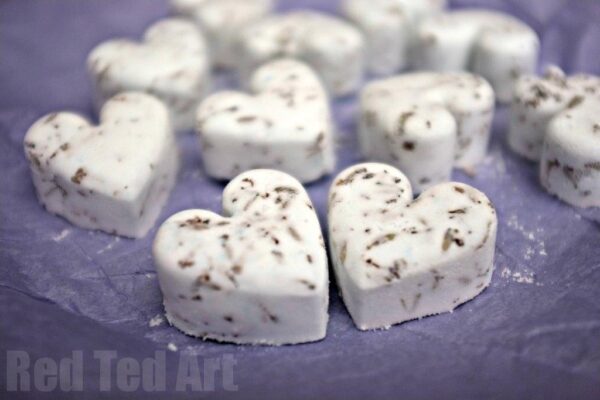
[1,0,599,398]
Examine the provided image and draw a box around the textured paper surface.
[1,0,599,398]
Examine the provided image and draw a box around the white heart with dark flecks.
[328,163,497,330]
[508,68,600,208]
[237,10,366,97]
[153,169,329,345]
[196,59,335,183]
[359,72,494,193]
[24,92,179,238]
[88,18,210,131]
[414,9,539,102]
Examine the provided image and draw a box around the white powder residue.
[511,271,535,284]
[527,232,534,240]
[524,246,535,260]
[507,214,536,239]
[538,238,547,256]
[506,214,548,260]
[501,266,540,285]
[96,237,120,254]
[52,229,71,242]
[168,343,178,352]
[149,314,164,327]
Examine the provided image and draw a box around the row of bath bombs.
[23,67,600,344]
[23,5,600,345]
[81,0,600,205]
[90,1,540,133]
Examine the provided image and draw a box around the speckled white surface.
[24,92,179,238]
[359,72,495,192]
[154,169,328,345]
[413,9,539,102]
[88,18,210,132]
[341,0,446,75]
[197,59,335,183]
[328,163,497,330]
[509,68,600,208]
[237,10,366,97]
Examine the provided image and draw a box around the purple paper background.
[1,0,600,398]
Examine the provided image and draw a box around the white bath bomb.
[510,70,600,209]
[509,67,600,159]
[508,67,600,208]
[88,18,210,132]
[237,10,366,97]
[170,0,275,68]
[341,0,446,75]
[154,169,329,345]
[24,92,179,238]
[329,163,497,330]
[413,10,539,103]
[359,72,495,192]
[197,59,335,183]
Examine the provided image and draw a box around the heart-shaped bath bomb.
[359,72,494,192]
[509,68,600,208]
[170,0,275,68]
[153,169,328,345]
[24,92,179,238]
[509,67,600,159]
[328,163,497,330]
[88,18,210,132]
[341,0,446,75]
[197,59,335,183]
[237,11,366,97]
[413,10,539,102]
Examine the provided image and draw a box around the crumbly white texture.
[153,169,329,345]
[24,92,179,238]
[88,18,210,132]
[167,343,178,352]
[237,11,366,97]
[328,163,497,330]
[197,59,335,183]
[413,9,539,102]
[359,72,495,192]
[341,0,446,75]
[170,0,274,69]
